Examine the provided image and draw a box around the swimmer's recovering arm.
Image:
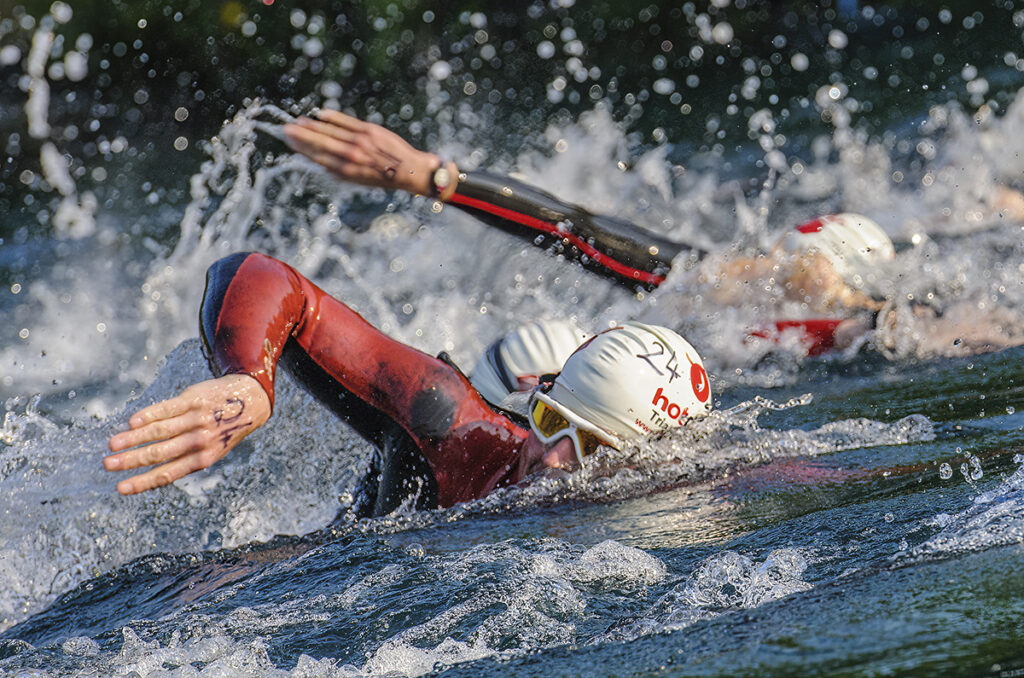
[283,110,695,288]
[107,252,518,499]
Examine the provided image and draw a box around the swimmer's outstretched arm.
[283,110,694,288]
[105,374,271,495]
[282,109,449,197]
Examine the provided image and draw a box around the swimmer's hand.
[104,374,271,495]
[283,109,455,198]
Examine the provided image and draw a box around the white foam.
[596,547,812,642]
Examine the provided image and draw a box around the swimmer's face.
[519,430,579,477]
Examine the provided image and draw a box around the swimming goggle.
[528,386,620,466]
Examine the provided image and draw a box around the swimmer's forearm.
[283,110,457,199]
[283,110,692,286]
[446,170,689,287]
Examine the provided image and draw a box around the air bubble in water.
[939,463,953,480]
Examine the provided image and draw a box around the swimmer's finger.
[115,449,222,495]
[310,108,367,131]
[284,121,352,148]
[290,117,358,144]
[105,428,203,473]
[284,125,373,167]
[108,410,201,454]
[125,394,194,429]
[287,133,385,185]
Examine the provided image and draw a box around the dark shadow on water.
[0,533,323,649]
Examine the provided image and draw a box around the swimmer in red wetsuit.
[105,256,712,515]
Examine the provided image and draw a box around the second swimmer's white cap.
[781,213,895,285]
[543,322,712,441]
[471,319,591,406]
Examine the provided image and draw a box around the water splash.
[599,547,811,642]
[0,340,373,632]
[23,7,97,239]
[380,395,935,530]
[909,456,1024,558]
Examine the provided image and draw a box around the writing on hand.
[213,397,245,424]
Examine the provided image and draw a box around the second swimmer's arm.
[283,111,692,288]
[282,110,455,199]
[446,170,687,287]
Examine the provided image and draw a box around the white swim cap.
[541,322,712,441]
[781,213,895,285]
[471,319,590,406]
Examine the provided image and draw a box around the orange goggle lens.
[529,398,606,459]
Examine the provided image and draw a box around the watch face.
[434,167,451,190]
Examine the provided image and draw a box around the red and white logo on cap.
[688,353,710,403]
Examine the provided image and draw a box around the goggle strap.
[484,341,518,394]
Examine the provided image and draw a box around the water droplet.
[827,29,848,49]
[884,512,894,523]
[939,463,953,480]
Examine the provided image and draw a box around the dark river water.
[1,1,1024,675]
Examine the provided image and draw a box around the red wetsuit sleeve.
[747,318,844,356]
[202,252,528,506]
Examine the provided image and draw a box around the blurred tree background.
[2,0,1022,233]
